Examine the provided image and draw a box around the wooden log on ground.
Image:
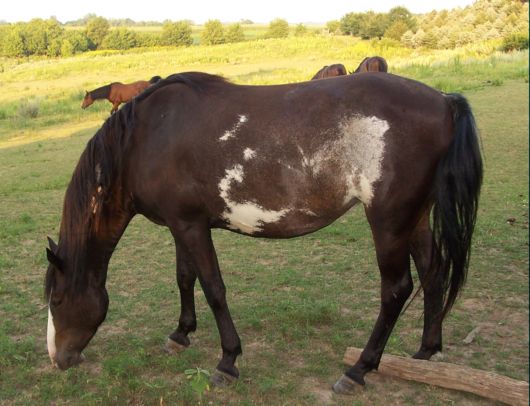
[344,347,529,406]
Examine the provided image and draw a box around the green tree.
[101,28,138,50]
[161,21,193,46]
[387,6,416,31]
[60,30,90,56]
[225,23,245,43]
[45,18,64,56]
[1,24,26,57]
[201,19,225,45]
[86,16,110,49]
[359,12,388,39]
[340,12,363,36]
[400,29,414,47]
[294,23,308,37]
[384,20,409,41]
[266,18,289,38]
[24,19,48,55]
[326,20,341,35]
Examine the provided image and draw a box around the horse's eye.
[51,298,63,307]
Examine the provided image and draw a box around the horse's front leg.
[334,222,413,394]
[170,219,242,386]
[166,245,198,353]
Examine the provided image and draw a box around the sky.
[2,0,477,24]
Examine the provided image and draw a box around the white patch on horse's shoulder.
[219,114,248,141]
[47,307,57,364]
[243,148,256,160]
[218,164,289,233]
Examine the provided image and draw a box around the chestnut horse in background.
[81,76,161,114]
[311,63,348,79]
[354,56,388,73]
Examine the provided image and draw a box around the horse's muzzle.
[53,351,85,370]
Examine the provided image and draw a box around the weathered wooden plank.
[344,347,529,406]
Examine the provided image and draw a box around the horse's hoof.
[332,374,363,395]
[164,338,187,354]
[210,369,238,387]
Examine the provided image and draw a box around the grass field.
[0,37,528,405]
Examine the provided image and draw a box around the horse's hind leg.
[410,211,443,359]
[334,218,414,393]
[166,245,198,352]
[170,219,242,385]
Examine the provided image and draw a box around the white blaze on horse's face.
[218,164,289,234]
[219,115,248,141]
[47,307,57,365]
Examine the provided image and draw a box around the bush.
[201,20,225,45]
[101,28,138,50]
[500,32,529,52]
[161,21,193,47]
[266,19,289,39]
[18,100,39,119]
[60,30,90,56]
[225,23,245,43]
[86,16,110,49]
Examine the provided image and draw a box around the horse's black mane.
[46,72,229,300]
[89,84,112,100]
[134,72,229,104]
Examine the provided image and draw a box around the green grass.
[0,36,528,404]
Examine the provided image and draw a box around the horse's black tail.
[433,93,483,319]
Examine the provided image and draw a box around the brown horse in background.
[311,57,388,81]
[311,63,348,80]
[81,76,161,114]
[354,56,388,73]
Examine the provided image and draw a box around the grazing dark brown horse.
[46,72,482,393]
[311,63,348,80]
[354,56,388,73]
[81,76,161,114]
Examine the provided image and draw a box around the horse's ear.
[47,236,58,253]
[46,248,63,272]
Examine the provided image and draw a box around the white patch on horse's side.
[302,115,388,206]
[218,164,289,233]
[243,148,256,161]
[219,114,248,141]
[47,307,57,364]
[337,115,388,205]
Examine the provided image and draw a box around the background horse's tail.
[433,93,483,319]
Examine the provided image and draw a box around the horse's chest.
[214,114,389,236]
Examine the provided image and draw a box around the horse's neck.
[90,84,112,101]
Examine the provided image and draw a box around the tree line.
[0,0,527,58]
